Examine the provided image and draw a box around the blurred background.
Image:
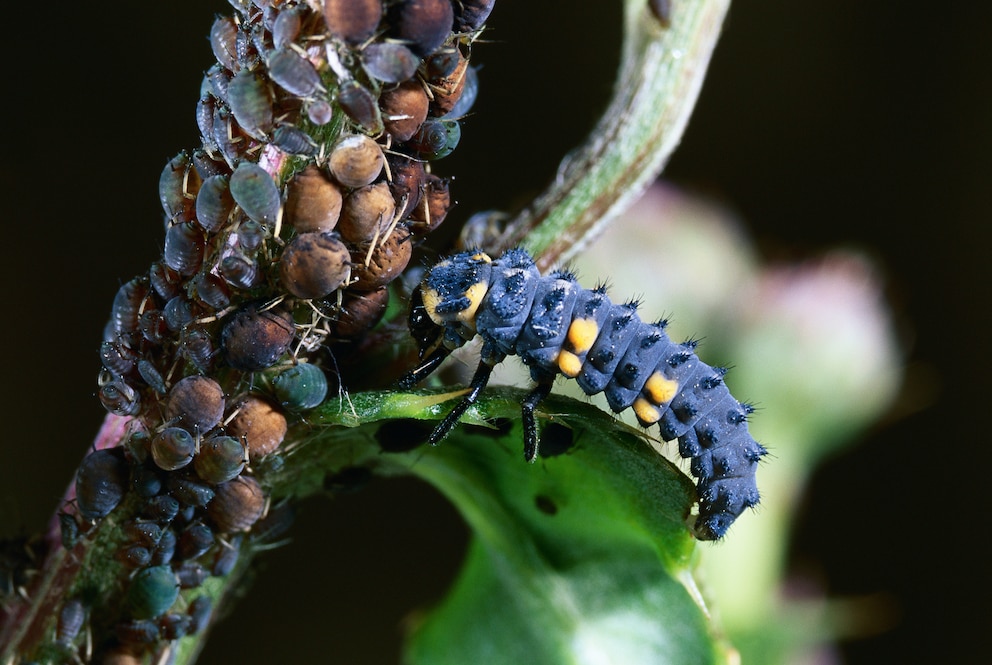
[1,1,987,663]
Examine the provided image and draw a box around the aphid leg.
[427,361,495,446]
[521,380,554,462]
[397,346,452,389]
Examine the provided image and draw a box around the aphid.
[323,0,382,45]
[207,475,266,533]
[167,473,216,508]
[330,286,389,340]
[75,448,129,522]
[327,134,384,188]
[187,595,213,633]
[124,521,164,548]
[408,118,460,160]
[219,255,261,290]
[337,181,395,243]
[453,0,496,32]
[126,565,180,620]
[387,154,426,214]
[278,231,351,299]
[182,328,217,374]
[648,0,672,27]
[267,47,324,98]
[225,395,288,458]
[221,303,296,371]
[148,262,182,301]
[163,221,206,276]
[193,147,231,179]
[152,528,177,565]
[175,561,210,589]
[398,249,767,541]
[192,272,232,310]
[159,151,201,224]
[163,295,194,332]
[427,50,469,116]
[236,217,266,254]
[166,376,226,433]
[378,80,429,142]
[210,16,240,72]
[337,80,383,135]
[227,70,275,140]
[117,545,152,569]
[59,511,81,550]
[139,309,169,346]
[361,42,420,84]
[193,435,247,484]
[270,362,328,411]
[284,164,343,234]
[271,6,303,49]
[100,339,138,377]
[271,125,318,156]
[212,106,246,167]
[306,98,335,126]
[109,278,149,337]
[177,522,216,561]
[98,377,141,417]
[142,495,181,523]
[194,174,235,233]
[210,535,242,576]
[387,0,454,58]
[131,464,164,499]
[151,427,197,472]
[440,64,478,120]
[115,618,160,646]
[137,358,167,395]
[56,598,85,647]
[230,161,281,225]
[160,613,194,640]
[407,173,452,234]
[348,225,413,291]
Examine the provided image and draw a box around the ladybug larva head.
[419,251,493,329]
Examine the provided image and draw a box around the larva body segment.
[400,248,767,540]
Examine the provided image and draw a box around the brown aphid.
[268,47,323,98]
[337,80,383,135]
[328,134,384,188]
[166,376,226,433]
[226,395,288,458]
[194,174,235,233]
[221,304,295,371]
[279,232,351,299]
[324,0,382,45]
[388,0,454,57]
[407,173,452,234]
[362,42,419,84]
[284,164,343,233]
[207,476,266,533]
[210,16,240,72]
[331,286,389,339]
[338,181,396,243]
[159,151,202,224]
[428,49,469,116]
[379,80,429,141]
[349,225,412,292]
[387,154,426,214]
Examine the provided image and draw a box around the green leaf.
[305,389,731,664]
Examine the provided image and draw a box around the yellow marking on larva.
[633,397,661,425]
[565,318,599,354]
[471,252,493,263]
[422,288,445,326]
[456,281,488,328]
[644,372,679,405]
[557,350,582,378]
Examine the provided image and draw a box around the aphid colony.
[400,249,766,541]
[53,0,495,661]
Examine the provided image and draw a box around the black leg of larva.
[521,381,554,463]
[427,361,496,446]
[397,347,452,389]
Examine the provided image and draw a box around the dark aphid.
[379,80,429,142]
[271,125,318,156]
[408,118,460,160]
[219,255,261,290]
[196,94,218,152]
[159,151,201,223]
[207,64,234,106]
[330,285,389,340]
[56,598,85,646]
[407,173,452,234]
[324,0,382,45]
[362,42,420,84]
[398,249,768,541]
[59,511,80,549]
[125,430,151,464]
[236,217,266,254]
[221,304,296,371]
[160,613,194,641]
[149,261,182,301]
[387,153,426,214]
[163,295,194,332]
[130,464,163,499]
[192,147,231,179]
[110,278,149,337]
[225,395,287,458]
[278,231,351,299]
[388,0,454,57]
[167,473,216,508]
[328,133,384,188]
[151,427,197,472]
[124,521,163,548]
[337,181,395,243]
[425,47,460,79]
[453,0,495,32]
[175,561,210,589]
[115,618,161,646]
[137,359,167,395]
[152,528,177,565]
[211,106,247,167]
[441,64,478,119]
[268,47,323,98]
[192,272,232,310]
[306,98,335,126]
[100,339,138,376]
[117,545,152,569]
[182,328,217,374]
[227,70,274,140]
[139,309,169,346]
[349,225,413,291]
[194,174,235,232]
[271,362,328,411]
[142,495,181,523]
[163,221,206,276]
[210,16,240,72]
[127,565,180,620]
[648,0,672,27]
[187,595,213,633]
[337,80,383,135]
[210,535,242,577]
[166,376,226,433]
[176,522,216,561]
[230,161,281,225]
[272,6,303,49]
[427,50,469,116]
[193,435,247,484]
[207,475,266,533]
[98,378,141,417]
[235,21,261,70]
[284,164,343,234]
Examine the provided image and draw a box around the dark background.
[2,2,987,663]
